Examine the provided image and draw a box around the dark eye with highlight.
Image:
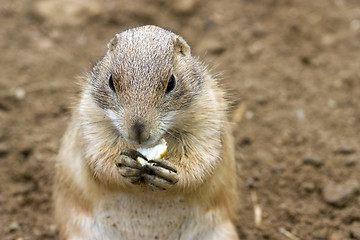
[109,74,115,92]
[166,74,176,94]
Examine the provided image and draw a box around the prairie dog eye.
[166,74,176,94]
[109,74,115,92]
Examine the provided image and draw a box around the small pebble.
[33,0,103,27]
[33,228,41,236]
[296,109,305,120]
[322,34,336,46]
[34,36,53,50]
[335,146,355,155]
[346,156,357,167]
[48,224,57,234]
[328,99,337,108]
[302,153,324,167]
[334,0,345,7]
[248,41,263,55]
[313,228,327,239]
[199,38,225,55]
[322,179,359,207]
[329,232,345,240]
[350,223,360,239]
[254,96,268,105]
[350,19,360,31]
[172,0,196,13]
[245,111,254,120]
[0,143,9,156]
[14,88,26,100]
[245,177,256,188]
[9,222,19,232]
[301,182,316,193]
[251,25,266,38]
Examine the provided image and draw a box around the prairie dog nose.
[128,121,150,144]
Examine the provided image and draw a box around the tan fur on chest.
[92,192,190,240]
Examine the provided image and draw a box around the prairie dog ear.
[107,33,121,51]
[173,35,191,56]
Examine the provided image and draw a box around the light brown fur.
[54,25,239,240]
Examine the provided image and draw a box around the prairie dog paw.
[143,159,179,191]
[115,150,145,184]
[116,139,178,189]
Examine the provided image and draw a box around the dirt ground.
[1,0,360,239]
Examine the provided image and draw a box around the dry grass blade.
[231,102,247,124]
[250,190,262,227]
[278,227,301,240]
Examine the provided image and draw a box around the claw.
[144,164,179,184]
[115,152,146,184]
[126,176,142,184]
[115,149,179,189]
[144,174,174,190]
[117,165,143,177]
[120,149,147,161]
[148,159,177,172]
[115,154,143,170]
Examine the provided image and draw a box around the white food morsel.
[136,138,167,166]
[136,156,148,166]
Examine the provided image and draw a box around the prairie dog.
[54,25,239,240]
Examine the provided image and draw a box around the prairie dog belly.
[91,192,191,240]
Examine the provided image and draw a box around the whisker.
[161,120,194,128]
[160,127,182,144]
[80,119,113,128]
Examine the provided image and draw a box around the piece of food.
[136,138,167,166]
[136,156,148,166]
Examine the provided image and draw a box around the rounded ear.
[107,33,121,51]
[173,35,191,56]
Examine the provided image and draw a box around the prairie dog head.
[89,25,203,146]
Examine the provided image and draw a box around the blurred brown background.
[1,0,360,239]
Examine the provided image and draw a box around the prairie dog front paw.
[144,159,179,191]
[115,149,145,184]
